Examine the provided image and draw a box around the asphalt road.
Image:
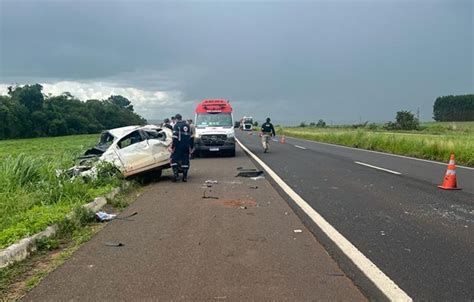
[237,131,474,301]
[24,146,364,301]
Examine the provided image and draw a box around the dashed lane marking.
[354,161,402,175]
[294,145,307,150]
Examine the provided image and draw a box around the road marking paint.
[236,139,412,301]
[287,136,474,171]
[294,145,307,150]
[354,161,402,175]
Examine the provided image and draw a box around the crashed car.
[69,125,173,178]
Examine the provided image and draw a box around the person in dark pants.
[261,117,276,153]
[171,114,194,182]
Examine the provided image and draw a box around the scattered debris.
[404,248,411,253]
[205,180,218,185]
[249,186,259,189]
[96,211,117,221]
[236,170,263,178]
[240,206,247,210]
[214,199,257,208]
[250,175,265,181]
[293,229,303,233]
[380,231,386,236]
[105,242,124,247]
[326,272,345,277]
[116,211,138,220]
[202,189,219,199]
[284,212,288,215]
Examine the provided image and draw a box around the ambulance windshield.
[196,113,233,128]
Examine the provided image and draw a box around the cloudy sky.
[0,0,472,124]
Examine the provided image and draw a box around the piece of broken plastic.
[250,175,265,181]
[96,211,117,221]
[205,180,218,184]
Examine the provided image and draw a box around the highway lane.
[237,131,474,301]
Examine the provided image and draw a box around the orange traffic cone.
[438,154,461,190]
[280,135,286,144]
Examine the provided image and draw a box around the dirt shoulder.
[24,146,365,301]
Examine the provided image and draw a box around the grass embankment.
[279,122,474,167]
[0,134,121,249]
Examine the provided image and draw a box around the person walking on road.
[171,114,194,182]
[261,117,275,153]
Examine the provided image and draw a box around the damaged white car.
[69,125,173,178]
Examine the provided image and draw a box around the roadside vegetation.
[0,134,123,249]
[0,84,146,140]
[279,121,474,167]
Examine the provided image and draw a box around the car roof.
[107,125,161,139]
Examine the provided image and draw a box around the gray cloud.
[1,0,472,124]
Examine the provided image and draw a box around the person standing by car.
[171,114,194,182]
[170,116,177,127]
[163,118,173,130]
[261,117,275,153]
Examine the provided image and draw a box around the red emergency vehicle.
[194,99,235,157]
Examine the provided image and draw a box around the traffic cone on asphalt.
[280,135,286,144]
[438,153,461,190]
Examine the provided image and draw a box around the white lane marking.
[294,145,307,150]
[354,161,402,175]
[286,136,474,171]
[236,139,412,301]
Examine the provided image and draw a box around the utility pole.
[417,107,420,121]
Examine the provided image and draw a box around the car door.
[144,128,172,165]
[115,130,154,175]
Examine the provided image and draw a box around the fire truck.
[240,116,253,131]
[194,99,236,157]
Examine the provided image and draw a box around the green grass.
[0,134,122,249]
[280,122,474,167]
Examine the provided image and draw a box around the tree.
[253,121,259,127]
[384,110,419,130]
[8,84,44,112]
[107,95,134,111]
[395,110,419,130]
[433,94,474,121]
[316,119,326,128]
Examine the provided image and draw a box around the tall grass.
[0,134,121,249]
[280,127,474,167]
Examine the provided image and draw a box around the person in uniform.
[261,117,276,153]
[171,114,194,182]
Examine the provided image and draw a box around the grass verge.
[0,186,141,301]
[279,126,474,167]
[0,134,123,249]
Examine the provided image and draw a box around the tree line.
[0,84,147,140]
[433,94,474,122]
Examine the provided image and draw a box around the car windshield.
[196,113,232,127]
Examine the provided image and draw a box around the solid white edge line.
[236,139,412,302]
[354,161,402,175]
[286,136,474,171]
[294,145,307,150]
